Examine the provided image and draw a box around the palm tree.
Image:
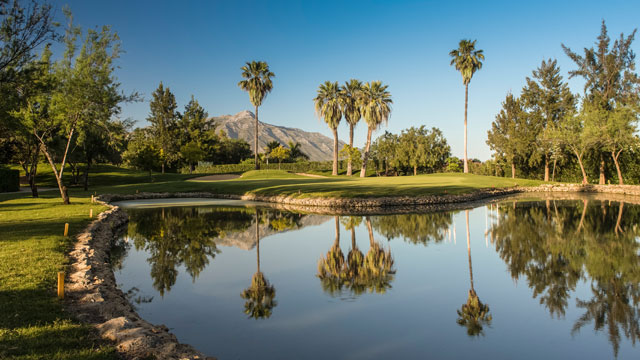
[241,209,277,319]
[456,210,492,336]
[287,141,309,161]
[449,39,484,173]
[341,79,363,176]
[314,81,343,175]
[359,81,393,178]
[238,61,275,170]
[317,216,347,294]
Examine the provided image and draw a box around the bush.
[0,167,20,192]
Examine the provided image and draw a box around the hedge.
[184,161,334,175]
[0,168,20,192]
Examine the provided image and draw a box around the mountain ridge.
[209,111,345,161]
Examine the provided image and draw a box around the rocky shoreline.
[68,183,640,359]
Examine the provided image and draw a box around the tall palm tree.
[241,209,277,319]
[238,61,275,170]
[449,39,484,173]
[314,81,343,175]
[341,79,363,176]
[359,81,393,178]
[317,216,347,294]
[456,210,492,336]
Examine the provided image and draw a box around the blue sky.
[53,0,640,160]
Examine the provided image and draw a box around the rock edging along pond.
[72,183,640,359]
[66,200,214,360]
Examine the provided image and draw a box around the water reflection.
[317,216,396,297]
[457,210,492,336]
[491,199,640,356]
[241,208,277,319]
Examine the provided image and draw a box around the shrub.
[0,167,20,192]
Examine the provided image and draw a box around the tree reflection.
[241,208,277,319]
[370,212,453,245]
[456,210,492,336]
[491,199,640,356]
[317,216,395,296]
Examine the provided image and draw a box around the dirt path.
[191,174,241,181]
[295,173,327,178]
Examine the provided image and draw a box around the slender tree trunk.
[40,144,70,204]
[465,210,474,293]
[334,216,340,247]
[599,153,605,185]
[347,124,354,176]
[612,150,624,185]
[552,158,557,182]
[414,165,417,176]
[351,227,356,250]
[574,150,588,185]
[360,127,373,178]
[28,149,39,198]
[256,209,260,273]
[511,162,515,179]
[544,153,549,182]
[332,127,339,176]
[254,106,260,170]
[576,199,588,234]
[463,83,469,174]
[615,202,624,236]
[278,159,281,170]
[83,162,91,191]
[366,216,375,247]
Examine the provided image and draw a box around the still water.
[113,197,640,359]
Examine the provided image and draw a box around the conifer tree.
[148,82,179,173]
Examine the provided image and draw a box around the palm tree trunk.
[414,165,417,176]
[612,150,624,185]
[511,162,515,179]
[254,106,260,170]
[334,216,340,247]
[366,216,375,247]
[256,209,260,273]
[463,83,469,174]
[332,127,339,176]
[347,124,354,176]
[465,210,474,293]
[351,227,356,250]
[360,127,373,178]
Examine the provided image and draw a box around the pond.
[112,196,640,359]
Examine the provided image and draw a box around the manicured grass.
[0,194,117,360]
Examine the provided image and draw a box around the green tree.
[269,145,289,170]
[341,79,363,176]
[397,126,451,175]
[446,156,461,172]
[287,140,308,161]
[123,128,161,179]
[550,108,598,184]
[147,82,179,174]
[449,39,484,174]
[370,131,399,175]
[487,94,530,178]
[359,81,392,178]
[314,81,343,175]
[520,59,577,181]
[563,21,640,184]
[238,61,275,170]
[339,144,362,173]
[180,141,204,173]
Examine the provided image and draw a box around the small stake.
[57,271,65,299]
[64,223,69,237]
[91,195,94,203]
[89,209,93,218]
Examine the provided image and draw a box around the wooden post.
[91,195,94,203]
[57,271,64,299]
[64,223,69,237]
[89,209,93,218]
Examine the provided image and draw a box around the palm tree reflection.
[456,210,492,336]
[241,208,277,319]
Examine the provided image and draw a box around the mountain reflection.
[491,199,640,356]
[125,206,308,296]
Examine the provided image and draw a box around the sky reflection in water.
[114,197,640,360]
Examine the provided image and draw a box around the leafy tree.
[341,79,363,176]
[180,141,204,174]
[397,126,450,175]
[147,82,179,174]
[520,59,577,181]
[287,140,308,161]
[487,94,530,178]
[370,131,399,175]
[339,144,362,173]
[449,39,484,173]
[359,81,392,178]
[238,60,274,170]
[314,81,343,175]
[563,21,640,184]
[269,145,289,170]
[123,128,161,179]
[550,108,599,184]
[446,156,461,172]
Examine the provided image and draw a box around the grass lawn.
[0,164,546,358]
[0,193,116,359]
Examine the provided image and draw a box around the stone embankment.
[72,183,640,359]
[66,200,214,360]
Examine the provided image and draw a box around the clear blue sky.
[53,0,639,160]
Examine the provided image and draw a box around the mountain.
[210,111,345,161]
